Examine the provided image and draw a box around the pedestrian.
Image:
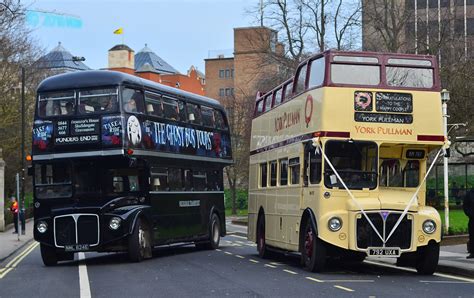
[463,189,474,258]
[9,196,19,234]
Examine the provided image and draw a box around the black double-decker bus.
[31,70,232,266]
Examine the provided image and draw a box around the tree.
[0,0,46,196]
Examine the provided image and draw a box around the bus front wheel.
[415,241,439,275]
[128,217,152,262]
[40,244,58,266]
[301,219,326,272]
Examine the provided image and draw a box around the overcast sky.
[26,0,256,73]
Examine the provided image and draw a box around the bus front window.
[379,159,420,188]
[78,88,118,114]
[38,91,75,117]
[324,141,378,190]
[34,163,72,199]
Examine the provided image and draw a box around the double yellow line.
[0,241,39,279]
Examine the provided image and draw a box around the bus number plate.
[367,247,400,257]
[65,244,90,252]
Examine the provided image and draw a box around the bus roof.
[37,70,223,109]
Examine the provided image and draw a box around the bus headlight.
[422,220,436,234]
[37,221,48,233]
[328,217,342,232]
[109,217,122,230]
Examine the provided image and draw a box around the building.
[108,44,205,95]
[362,0,474,61]
[205,26,284,102]
[35,42,90,73]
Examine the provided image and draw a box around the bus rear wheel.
[196,213,221,250]
[301,219,326,272]
[40,244,58,266]
[128,217,152,262]
[257,214,271,259]
[415,241,439,275]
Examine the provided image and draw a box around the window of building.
[294,63,308,94]
[231,68,234,78]
[260,163,267,187]
[230,88,234,96]
[289,158,300,185]
[219,69,225,78]
[225,88,231,96]
[279,158,288,186]
[308,57,325,88]
[270,160,277,187]
[219,88,225,97]
[225,69,230,78]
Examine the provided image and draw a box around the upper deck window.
[294,63,308,94]
[38,91,75,117]
[308,57,325,88]
[333,56,379,63]
[162,96,179,120]
[214,109,228,130]
[283,81,293,101]
[331,64,380,86]
[187,103,202,124]
[201,106,215,127]
[386,67,433,88]
[274,88,283,106]
[387,58,431,66]
[78,88,118,114]
[122,88,145,114]
[264,93,273,111]
[145,93,163,117]
[256,99,264,116]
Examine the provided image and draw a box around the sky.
[25,0,256,73]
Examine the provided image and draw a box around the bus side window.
[304,143,322,185]
[308,57,325,88]
[187,103,202,124]
[274,88,283,106]
[123,88,145,114]
[178,100,186,121]
[201,106,215,127]
[162,96,179,120]
[168,168,182,191]
[294,63,308,94]
[151,167,168,191]
[270,160,277,187]
[256,99,264,116]
[214,109,227,130]
[279,158,288,186]
[207,170,222,190]
[283,82,293,101]
[289,158,300,185]
[260,163,267,187]
[183,169,193,190]
[145,93,163,117]
[193,171,207,191]
[264,93,273,112]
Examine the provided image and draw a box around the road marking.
[229,234,247,240]
[323,280,374,283]
[264,264,277,268]
[224,251,233,255]
[419,280,473,284]
[0,242,38,279]
[334,285,354,292]
[283,269,298,275]
[78,253,92,298]
[249,259,260,263]
[235,255,245,259]
[216,249,222,251]
[306,277,324,283]
[270,262,283,266]
[364,260,474,283]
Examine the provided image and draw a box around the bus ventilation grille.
[356,212,412,249]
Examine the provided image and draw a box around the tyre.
[128,217,152,262]
[301,219,326,272]
[40,244,58,266]
[196,213,221,250]
[256,214,271,259]
[415,242,439,275]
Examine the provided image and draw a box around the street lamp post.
[441,89,450,234]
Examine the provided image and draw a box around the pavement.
[0,219,34,262]
[227,216,474,278]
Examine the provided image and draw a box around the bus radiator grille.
[77,215,99,245]
[54,214,100,247]
[55,216,76,247]
[356,212,412,249]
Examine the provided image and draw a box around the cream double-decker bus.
[248,50,445,275]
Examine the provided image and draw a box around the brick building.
[108,44,205,95]
[205,26,284,102]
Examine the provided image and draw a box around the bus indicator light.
[26,155,32,161]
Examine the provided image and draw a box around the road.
[0,221,472,297]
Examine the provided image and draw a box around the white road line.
[249,259,260,263]
[306,277,324,283]
[229,234,247,240]
[264,264,277,268]
[364,260,474,283]
[224,251,233,255]
[334,285,354,292]
[323,280,374,283]
[283,269,298,275]
[419,280,473,284]
[235,255,245,259]
[215,249,222,252]
[78,253,92,298]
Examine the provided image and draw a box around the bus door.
[302,142,323,210]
